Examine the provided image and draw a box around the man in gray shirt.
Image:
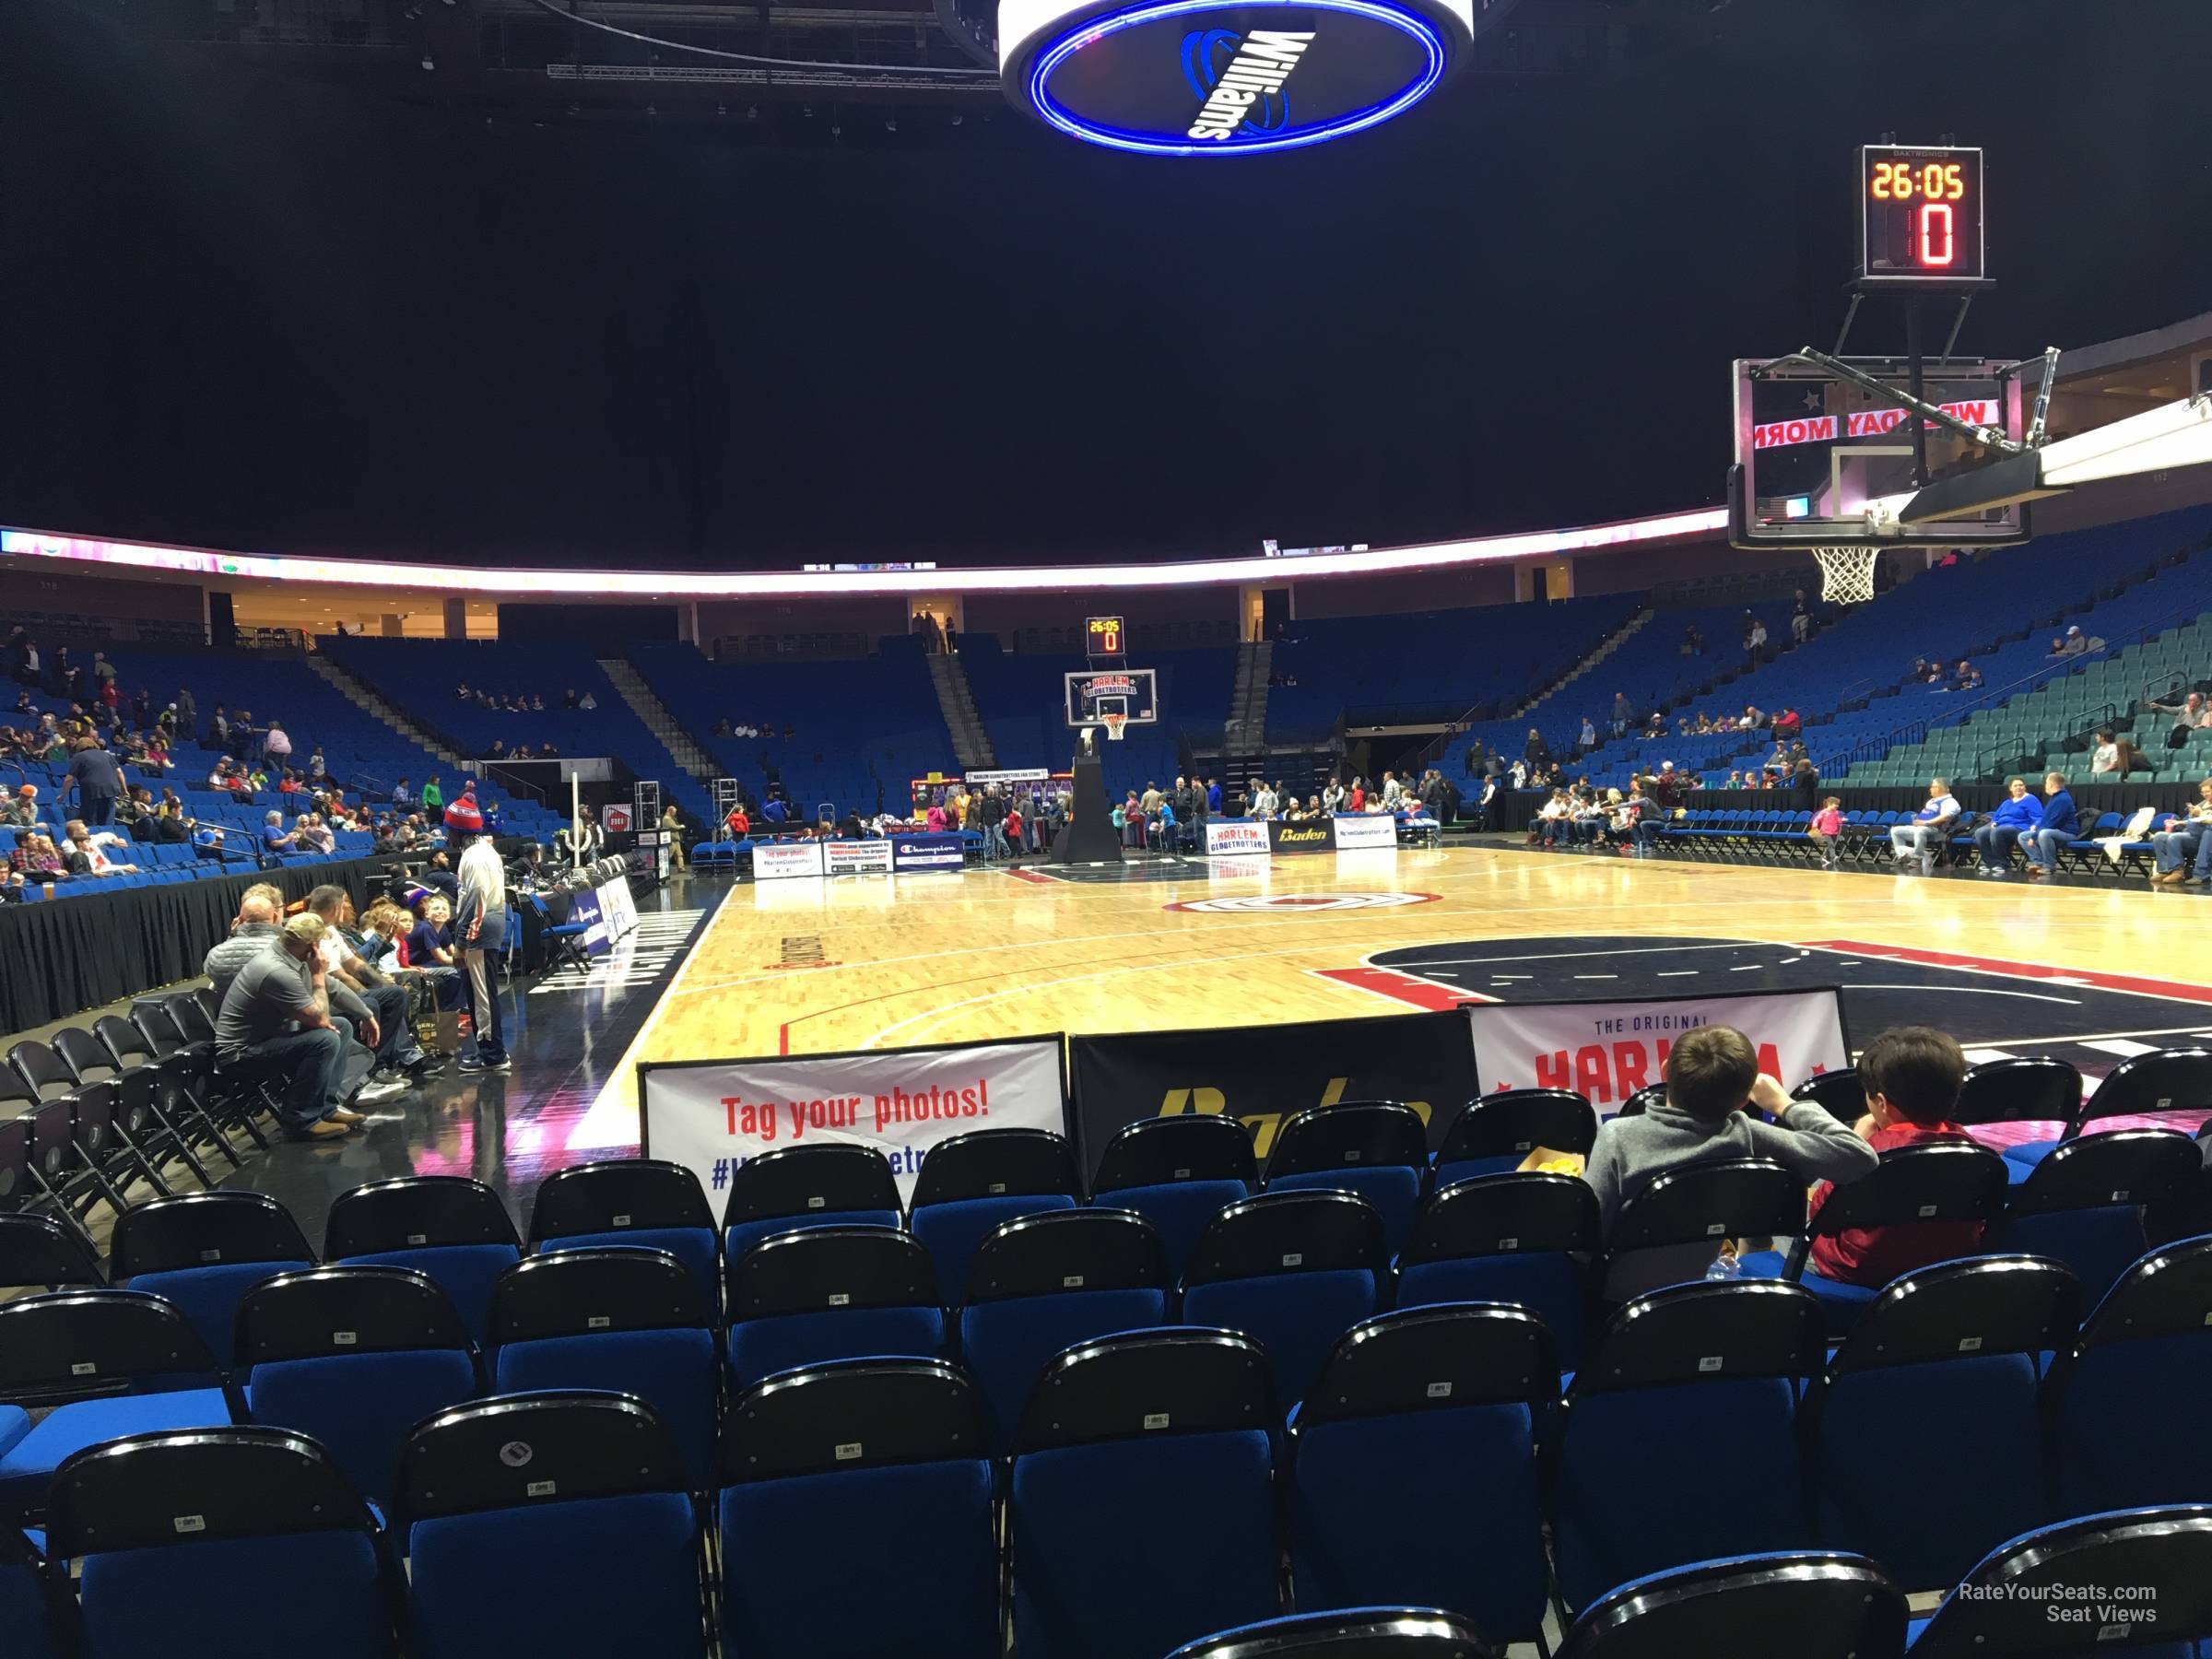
[207,887,382,1108]
[1584,1025,1877,1288]
[212,914,357,1140]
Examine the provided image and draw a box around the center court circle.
[1164,891,1441,912]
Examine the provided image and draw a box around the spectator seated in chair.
[1973,777,2043,876]
[1805,1027,1983,1288]
[212,912,361,1142]
[62,819,138,877]
[1888,778,1961,876]
[300,884,434,1093]
[1583,1025,1877,1257]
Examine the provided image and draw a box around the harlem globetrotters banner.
[639,1035,1068,1202]
[1463,986,1850,1114]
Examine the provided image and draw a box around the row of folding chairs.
[0,990,273,1243]
[1651,806,2174,879]
[6,1279,2211,1659]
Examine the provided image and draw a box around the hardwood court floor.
[581,845,2212,1133]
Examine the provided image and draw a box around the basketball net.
[1101,711,1127,742]
[1811,545,1880,606]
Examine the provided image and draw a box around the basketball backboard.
[1065,667,1159,726]
[1729,355,2030,549]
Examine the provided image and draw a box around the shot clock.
[1085,615,1125,661]
[1858,145,1986,286]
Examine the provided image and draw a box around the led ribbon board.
[998,0,1473,156]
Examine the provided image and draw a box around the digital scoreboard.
[1086,615,1126,659]
[1858,145,1986,287]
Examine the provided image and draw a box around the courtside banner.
[639,1035,1069,1202]
[1068,1009,1477,1176]
[569,876,640,956]
[891,834,965,870]
[824,839,893,876]
[1331,815,1397,851]
[1268,819,1335,855]
[596,876,638,946]
[754,841,826,878]
[1465,985,1849,1114]
[1206,820,1270,856]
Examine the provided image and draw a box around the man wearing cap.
[212,912,360,1141]
[448,796,511,1073]
[1,784,36,828]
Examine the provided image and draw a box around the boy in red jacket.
[1806,1026,1981,1287]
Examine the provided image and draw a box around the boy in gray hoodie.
[1585,1025,1878,1240]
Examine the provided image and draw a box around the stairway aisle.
[308,654,465,769]
[599,657,718,788]
[929,653,996,770]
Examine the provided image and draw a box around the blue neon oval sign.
[1002,0,1470,156]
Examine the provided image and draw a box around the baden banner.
[639,1035,1068,1202]
[1464,986,1850,1114]
[1067,1009,1477,1176]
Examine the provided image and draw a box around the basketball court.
[576,845,2212,1136]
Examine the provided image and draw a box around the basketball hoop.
[1101,712,1127,742]
[1810,545,1881,606]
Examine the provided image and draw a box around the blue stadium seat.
[1264,1102,1430,1255]
[720,1142,903,1265]
[397,1393,707,1659]
[0,1521,63,1659]
[1997,1131,2202,1303]
[959,1207,1171,1453]
[1601,1158,1808,1301]
[1433,1088,1596,1187]
[1395,1172,1598,1374]
[1170,1608,1497,1659]
[719,1360,996,1659]
[488,1248,721,1492]
[1783,1140,2011,1338]
[2051,1236,2212,1517]
[109,1191,316,1368]
[1815,1256,2080,1590]
[907,1127,1078,1305]
[725,1226,947,1388]
[1011,1328,1282,1659]
[0,1289,247,1512]
[1557,1552,1907,1659]
[2002,1052,2212,1173]
[1182,1191,1391,1415]
[529,1159,721,1314]
[0,1211,108,1292]
[1552,1280,1824,1613]
[48,1427,402,1659]
[238,1265,484,1512]
[1087,1113,1256,1280]
[1907,1505,2212,1657]
[1288,1305,1556,1643]
[324,1175,522,1344]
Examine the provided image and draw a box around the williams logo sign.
[1182,29,1314,140]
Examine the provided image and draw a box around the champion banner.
[1464,986,1850,1113]
[1067,1009,1477,1177]
[639,1035,1068,1202]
